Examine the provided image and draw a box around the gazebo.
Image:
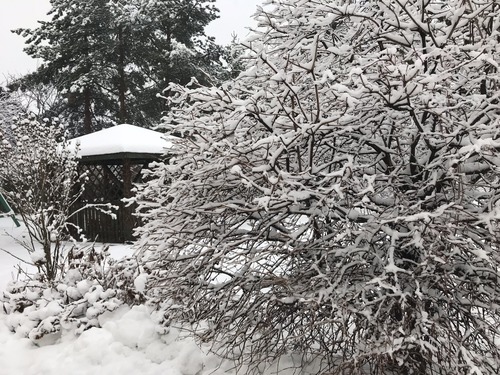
[68,124,176,243]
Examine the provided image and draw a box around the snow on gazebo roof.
[69,124,176,161]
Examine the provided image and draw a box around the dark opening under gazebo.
[68,124,175,243]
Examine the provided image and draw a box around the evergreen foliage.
[135,0,500,374]
[15,0,222,134]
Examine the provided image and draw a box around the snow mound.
[0,305,229,375]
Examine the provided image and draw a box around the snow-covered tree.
[108,0,224,126]
[16,0,116,134]
[15,0,222,133]
[0,115,85,281]
[3,77,64,120]
[135,0,500,374]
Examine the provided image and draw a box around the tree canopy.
[15,0,222,134]
[135,0,500,374]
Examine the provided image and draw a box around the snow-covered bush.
[0,114,86,282]
[2,244,143,343]
[135,0,500,374]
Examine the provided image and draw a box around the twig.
[0,248,34,266]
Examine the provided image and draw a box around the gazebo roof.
[69,124,176,162]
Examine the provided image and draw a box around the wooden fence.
[69,200,137,243]
[67,161,142,243]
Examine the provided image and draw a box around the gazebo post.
[122,158,134,242]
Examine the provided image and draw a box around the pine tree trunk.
[118,26,128,124]
[83,87,92,134]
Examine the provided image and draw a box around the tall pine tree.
[15,0,221,134]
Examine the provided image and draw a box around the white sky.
[0,0,262,81]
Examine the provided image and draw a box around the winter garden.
[2,0,500,374]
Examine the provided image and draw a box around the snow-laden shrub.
[0,114,86,282]
[1,244,144,343]
[134,0,500,374]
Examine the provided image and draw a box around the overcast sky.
[0,0,262,81]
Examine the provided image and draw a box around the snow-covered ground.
[0,217,235,375]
